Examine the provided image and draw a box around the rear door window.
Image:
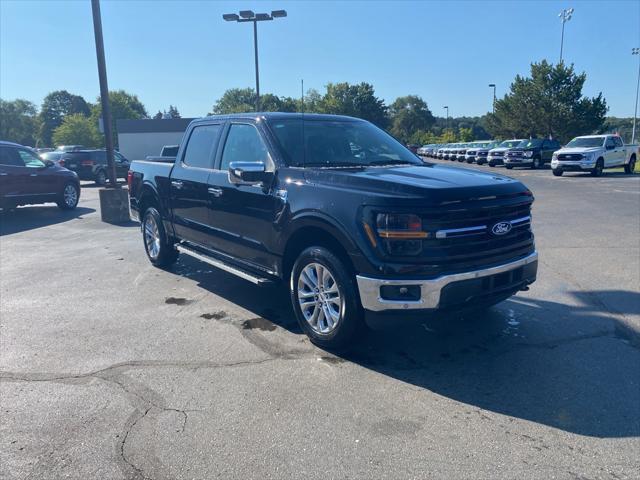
[0,147,24,166]
[182,124,222,169]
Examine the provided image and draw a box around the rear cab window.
[182,124,222,169]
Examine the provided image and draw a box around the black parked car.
[0,141,80,210]
[61,149,130,185]
[504,138,561,170]
[128,113,538,349]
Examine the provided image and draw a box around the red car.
[0,141,80,210]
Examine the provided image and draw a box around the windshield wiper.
[367,159,418,166]
[296,162,367,168]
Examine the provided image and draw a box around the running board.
[176,244,273,286]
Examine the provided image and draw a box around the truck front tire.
[591,159,604,177]
[142,207,179,267]
[290,246,363,350]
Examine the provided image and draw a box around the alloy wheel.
[143,213,161,260]
[63,184,78,207]
[297,262,342,334]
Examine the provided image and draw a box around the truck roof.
[195,112,366,124]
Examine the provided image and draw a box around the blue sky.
[1,0,638,119]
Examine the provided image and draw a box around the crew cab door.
[603,137,619,167]
[169,123,223,248]
[206,121,282,274]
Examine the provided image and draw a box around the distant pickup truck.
[145,145,179,163]
[128,113,538,349]
[551,135,638,177]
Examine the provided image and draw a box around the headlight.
[375,213,426,256]
[552,154,558,161]
[524,151,534,158]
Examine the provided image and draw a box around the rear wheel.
[505,165,513,170]
[142,207,179,267]
[95,169,107,186]
[552,169,563,177]
[591,159,604,177]
[57,182,79,210]
[625,156,636,174]
[290,246,363,351]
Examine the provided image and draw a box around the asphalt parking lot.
[1,165,639,480]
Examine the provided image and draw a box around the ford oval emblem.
[492,221,512,235]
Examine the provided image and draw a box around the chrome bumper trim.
[356,251,538,312]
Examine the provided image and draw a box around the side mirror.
[43,160,55,167]
[228,161,270,185]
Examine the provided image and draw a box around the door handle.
[171,180,184,189]
[0,173,8,176]
[30,173,38,177]
[208,187,223,197]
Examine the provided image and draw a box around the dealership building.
[116,118,194,160]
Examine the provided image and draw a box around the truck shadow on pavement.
[0,206,95,236]
[170,257,639,439]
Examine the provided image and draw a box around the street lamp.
[443,106,449,132]
[222,9,287,111]
[633,48,640,144]
[558,8,574,63]
[488,84,496,114]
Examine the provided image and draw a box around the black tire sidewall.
[58,182,79,210]
[142,207,178,267]
[290,246,362,350]
[96,170,107,185]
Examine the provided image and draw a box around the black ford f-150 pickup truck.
[128,113,538,349]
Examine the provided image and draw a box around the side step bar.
[176,244,273,286]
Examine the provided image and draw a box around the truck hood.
[302,164,527,205]
[489,147,509,153]
[554,147,602,155]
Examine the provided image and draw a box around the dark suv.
[128,113,538,349]
[62,150,130,185]
[0,140,80,210]
[504,138,561,170]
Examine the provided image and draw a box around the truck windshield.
[517,139,543,148]
[267,119,422,167]
[565,137,605,148]
[499,140,523,148]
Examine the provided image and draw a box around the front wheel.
[142,207,179,267]
[552,169,563,177]
[505,165,513,170]
[57,182,80,210]
[531,156,542,169]
[624,156,636,174]
[290,246,363,350]
[591,159,604,177]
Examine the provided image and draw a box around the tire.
[57,182,80,210]
[591,159,604,177]
[552,169,563,177]
[625,156,636,174]
[505,165,513,170]
[488,163,495,167]
[290,246,363,350]
[95,169,107,186]
[531,156,542,169]
[141,207,179,267]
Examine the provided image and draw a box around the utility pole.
[223,10,287,112]
[301,79,304,113]
[632,48,640,144]
[488,84,496,114]
[91,0,117,188]
[558,8,574,63]
[443,106,449,133]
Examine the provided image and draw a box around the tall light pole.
[223,9,287,112]
[558,8,574,63]
[488,84,496,114]
[632,47,640,144]
[443,106,449,132]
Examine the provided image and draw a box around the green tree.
[389,95,435,143]
[91,90,148,148]
[486,60,607,142]
[319,82,388,128]
[52,114,102,148]
[212,88,256,114]
[458,127,474,142]
[38,90,90,147]
[153,110,163,120]
[0,99,40,146]
[167,105,181,118]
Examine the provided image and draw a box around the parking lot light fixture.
[632,48,640,144]
[222,9,287,112]
[558,8,574,63]
[489,84,496,114]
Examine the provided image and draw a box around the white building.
[116,118,195,160]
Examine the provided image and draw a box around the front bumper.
[356,251,538,312]
[551,160,595,171]
[504,157,533,165]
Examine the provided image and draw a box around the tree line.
[1,60,632,149]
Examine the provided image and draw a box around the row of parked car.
[418,135,638,176]
[38,145,131,185]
